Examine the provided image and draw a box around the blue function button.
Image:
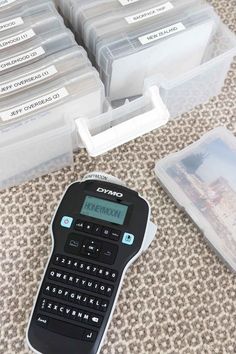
[122,233,135,246]
[61,216,73,229]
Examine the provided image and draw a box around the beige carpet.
[0,1,236,353]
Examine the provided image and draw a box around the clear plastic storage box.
[83,0,203,55]
[0,28,75,74]
[0,0,105,190]
[0,0,53,13]
[75,0,200,42]
[96,5,218,100]
[0,2,59,35]
[58,0,172,27]
[0,113,75,189]
[0,70,104,126]
[146,21,236,118]
[74,12,236,155]
[0,12,65,52]
[155,127,236,272]
[0,46,91,97]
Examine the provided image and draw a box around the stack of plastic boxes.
[0,0,236,188]
[55,0,236,158]
[0,0,104,127]
[57,0,219,101]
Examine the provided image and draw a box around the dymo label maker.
[27,172,157,354]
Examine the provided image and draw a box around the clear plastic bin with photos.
[155,127,236,272]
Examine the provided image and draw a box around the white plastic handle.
[76,86,170,156]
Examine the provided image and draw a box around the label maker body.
[27,172,157,354]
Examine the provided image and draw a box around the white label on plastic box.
[0,17,24,32]
[0,87,69,121]
[0,0,17,8]
[0,46,45,72]
[118,0,139,6]
[125,2,174,24]
[139,22,186,45]
[0,29,35,50]
[0,65,58,95]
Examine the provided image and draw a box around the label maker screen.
[80,195,128,225]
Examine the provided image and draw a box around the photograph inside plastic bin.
[155,127,236,272]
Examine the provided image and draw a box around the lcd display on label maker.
[81,195,129,225]
[27,172,157,354]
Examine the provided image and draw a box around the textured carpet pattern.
[0,1,236,353]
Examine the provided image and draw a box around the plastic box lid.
[0,69,105,126]
[71,0,168,37]
[56,0,127,23]
[96,5,218,100]
[0,0,54,13]
[83,0,203,54]
[59,0,151,25]
[0,46,92,97]
[76,0,147,14]
[0,28,76,74]
[0,2,61,36]
[0,11,65,53]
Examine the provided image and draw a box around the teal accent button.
[122,233,135,246]
[61,216,73,228]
